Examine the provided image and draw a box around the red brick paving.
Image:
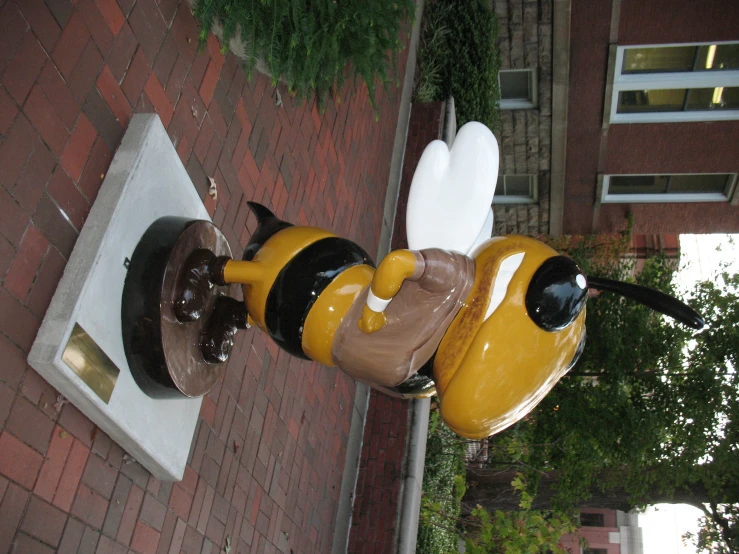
[0,0,410,551]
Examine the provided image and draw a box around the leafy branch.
[193,0,414,110]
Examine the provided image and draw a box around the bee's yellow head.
[433,236,587,439]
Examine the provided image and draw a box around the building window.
[583,550,608,554]
[610,42,739,123]
[602,173,736,203]
[499,69,538,109]
[495,175,537,203]
[579,513,605,527]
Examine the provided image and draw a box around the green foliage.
[418,411,577,553]
[474,235,739,551]
[193,0,414,109]
[544,214,635,278]
[415,0,501,131]
[464,475,578,554]
[686,504,739,554]
[418,409,467,553]
[464,504,577,554]
[414,0,451,103]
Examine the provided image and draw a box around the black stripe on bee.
[264,237,375,359]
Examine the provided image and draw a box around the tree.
[465,466,739,513]
[464,237,739,553]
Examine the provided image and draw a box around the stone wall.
[493,0,553,236]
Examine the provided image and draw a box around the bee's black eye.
[567,327,586,371]
[525,256,588,332]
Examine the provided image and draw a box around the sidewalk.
[0,0,409,552]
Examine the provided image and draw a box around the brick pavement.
[0,0,410,552]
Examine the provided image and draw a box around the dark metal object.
[173,249,230,322]
[587,276,706,330]
[389,354,436,397]
[173,248,217,322]
[526,256,588,332]
[201,296,250,363]
[264,237,375,359]
[390,371,437,397]
[122,217,232,398]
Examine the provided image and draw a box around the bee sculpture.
[124,123,704,439]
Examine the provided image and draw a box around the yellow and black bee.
[124,121,703,438]
[172,202,703,439]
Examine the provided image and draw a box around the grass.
[193,0,415,110]
[414,0,502,132]
[414,0,452,103]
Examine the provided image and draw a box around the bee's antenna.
[246,201,278,225]
[243,202,292,261]
[587,276,705,330]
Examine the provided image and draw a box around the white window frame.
[494,174,538,204]
[601,173,737,203]
[499,69,538,110]
[610,41,739,124]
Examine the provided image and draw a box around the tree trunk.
[463,467,730,513]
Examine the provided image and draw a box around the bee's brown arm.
[358,250,425,334]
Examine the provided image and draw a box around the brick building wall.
[493,0,553,236]
[563,0,739,236]
[617,0,739,45]
[348,101,444,554]
[561,0,612,235]
[559,509,631,554]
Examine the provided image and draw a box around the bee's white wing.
[469,207,494,254]
[406,122,499,254]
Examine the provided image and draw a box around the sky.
[639,233,739,554]
[640,504,704,554]
[676,234,739,294]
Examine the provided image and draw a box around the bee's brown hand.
[358,305,387,334]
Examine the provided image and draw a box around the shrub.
[414,0,452,103]
[193,0,415,109]
[415,0,501,131]
[417,409,467,553]
[418,411,578,553]
[464,501,578,554]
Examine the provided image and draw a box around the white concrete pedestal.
[29,114,208,481]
